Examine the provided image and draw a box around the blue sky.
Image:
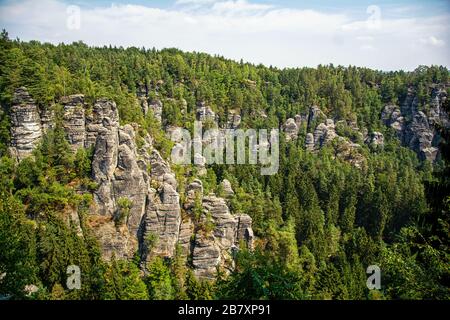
[0,0,449,70]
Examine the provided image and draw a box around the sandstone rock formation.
[9,87,43,161]
[381,85,448,161]
[226,110,241,129]
[181,179,254,279]
[305,133,315,151]
[313,119,337,149]
[282,118,299,142]
[197,102,217,122]
[62,94,86,150]
[149,99,163,123]
[220,179,234,198]
[7,87,255,279]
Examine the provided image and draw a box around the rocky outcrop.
[282,106,326,142]
[235,214,254,250]
[197,102,216,122]
[149,99,163,123]
[8,88,254,279]
[137,84,149,115]
[90,99,120,217]
[283,118,299,142]
[62,94,86,150]
[308,105,326,127]
[305,133,315,151]
[313,119,337,148]
[220,179,234,198]
[9,87,43,161]
[365,131,384,148]
[182,179,254,279]
[381,85,448,162]
[140,150,181,261]
[226,110,241,129]
[192,234,221,279]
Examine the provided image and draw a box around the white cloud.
[176,0,216,4]
[0,0,448,70]
[211,0,273,14]
[420,35,445,47]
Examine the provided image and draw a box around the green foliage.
[0,33,448,300]
[115,197,132,226]
[0,193,38,298]
[144,257,175,300]
[104,258,149,300]
[217,248,305,300]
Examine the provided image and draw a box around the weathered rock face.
[194,153,207,176]
[283,118,299,142]
[140,149,182,262]
[8,87,254,279]
[114,125,148,235]
[182,179,254,279]
[197,102,216,122]
[9,87,43,161]
[308,105,326,126]
[235,214,254,250]
[220,179,234,198]
[192,234,221,279]
[305,133,315,151]
[313,119,337,148]
[62,94,86,150]
[40,107,55,134]
[137,84,149,115]
[90,100,120,217]
[381,85,448,162]
[149,99,163,123]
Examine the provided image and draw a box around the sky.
[0,0,449,71]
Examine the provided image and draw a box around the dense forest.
[0,29,449,300]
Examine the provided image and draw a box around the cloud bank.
[0,0,449,70]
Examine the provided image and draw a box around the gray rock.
[184,179,203,210]
[283,118,298,142]
[9,87,43,161]
[178,217,194,257]
[149,99,163,123]
[305,133,315,151]
[235,214,254,249]
[192,234,220,279]
[220,179,234,198]
[137,84,149,115]
[197,102,217,122]
[62,94,86,150]
[194,153,207,176]
[85,99,120,148]
[381,86,449,162]
[40,106,55,134]
[314,120,337,148]
[308,105,326,128]
[113,128,147,235]
[140,148,182,262]
[7,89,254,280]
[91,126,119,216]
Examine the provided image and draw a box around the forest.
[0,29,449,300]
